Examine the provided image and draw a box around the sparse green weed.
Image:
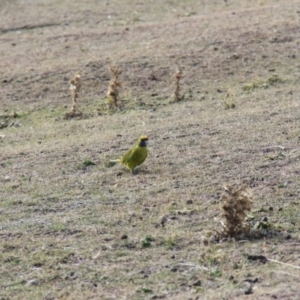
[142,235,153,248]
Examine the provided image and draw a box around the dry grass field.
[1,0,300,299]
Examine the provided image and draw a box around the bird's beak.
[140,136,148,146]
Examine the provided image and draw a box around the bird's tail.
[110,159,121,163]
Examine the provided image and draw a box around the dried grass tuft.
[0,111,19,129]
[64,73,83,119]
[107,65,123,109]
[172,67,183,102]
[221,183,253,238]
[242,77,262,91]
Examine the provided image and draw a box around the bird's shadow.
[133,167,151,175]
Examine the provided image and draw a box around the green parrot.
[110,135,148,173]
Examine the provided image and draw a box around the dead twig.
[268,258,300,270]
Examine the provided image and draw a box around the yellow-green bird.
[110,135,149,174]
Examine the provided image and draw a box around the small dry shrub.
[64,73,83,119]
[107,65,123,109]
[221,183,253,238]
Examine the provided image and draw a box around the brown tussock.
[64,73,83,119]
[221,183,253,238]
[107,65,123,109]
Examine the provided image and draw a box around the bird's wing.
[127,145,145,163]
[121,148,134,163]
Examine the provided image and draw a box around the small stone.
[26,279,39,286]
[192,280,201,287]
[160,215,167,227]
[209,235,217,243]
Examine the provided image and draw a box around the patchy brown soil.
[1,0,300,299]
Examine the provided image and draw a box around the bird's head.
[138,135,148,147]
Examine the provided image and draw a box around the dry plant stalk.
[107,65,123,109]
[221,183,253,237]
[223,87,236,109]
[173,67,183,102]
[64,73,83,119]
[70,73,81,112]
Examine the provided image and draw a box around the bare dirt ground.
[1,0,300,299]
